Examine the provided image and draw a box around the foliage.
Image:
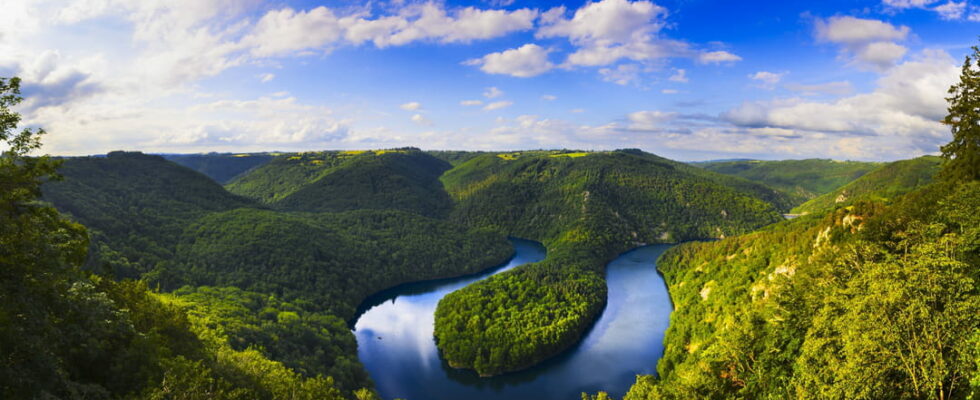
[793,156,941,215]
[696,158,880,207]
[41,152,255,278]
[226,148,454,218]
[615,180,980,400]
[434,150,786,376]
[162,152,275,184]
[164,208,513,318]
[0,77,355,399]
[941,45,980,182]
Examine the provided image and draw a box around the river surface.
[351,238,674,400]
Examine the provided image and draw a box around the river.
[351,238,674,400]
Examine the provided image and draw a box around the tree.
[941,45,980,182]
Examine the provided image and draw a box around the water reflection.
[352,239,674,400]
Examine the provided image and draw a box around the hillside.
[38,151,513,397]
[434,149,787,376]
[41,151,256,277]
[793,155,941,215]
[162,152,274,184]
[167,208,512,317]
[695,159,880,206]
[226,149,454,218]
[605,176,980,400]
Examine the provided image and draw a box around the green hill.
[41,151,256,277]
[227,149,454,218]
[38,150,512,397]
[434,149,787,376]
[695,158,880,206]
[793,155,941,215]
[607,175,980,400]
[162,152,275,184]
[167,208,511,318]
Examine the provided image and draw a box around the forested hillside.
[31,141,513,398]
[42,151,256,278]
[163,152,274,184]
[226,149,454,218]
[434,150,787,376]
[695,158,880,206]
[793,155,941,215]
[0,78,367,399]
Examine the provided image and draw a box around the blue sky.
[0,0,975,160]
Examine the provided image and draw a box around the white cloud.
[541,94,557,101]
[466,43,554,77]
[933,1,966,19]
[815,16,910,71]
[661,89,678,94]
[721,49,957,150]
[882,0,969,20]
[258,73,275,83]
[461,99,484,106]
[785,81,855,96]
[483,100,513,111]
[484,86,504,98]
[669,68,688,83]
[411,113,431,125]
[627,110,677,130]
[536,0,737,70]
[698,51,742,64]
[243,3,538,56]
[400,101,422,111]
[599,64,641,85]
[749,71,785,88]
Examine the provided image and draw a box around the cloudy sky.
[1,0,975,160]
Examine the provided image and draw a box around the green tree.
[941,45,980,182]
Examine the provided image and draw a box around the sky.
[0,0,976,161]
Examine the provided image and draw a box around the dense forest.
[792,155,942,215]
[433,150,788,376]
[225,149,454,218]
[21,127,513,396]
[585,47,980,400]
[163,153,275,184]
[695,158,880,207]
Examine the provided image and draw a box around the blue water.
[352,238,674,400]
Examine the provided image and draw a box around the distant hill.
[42,151,256,277]
[227,148,454,218]
[793,156,941,215]
[695,159,880,206]
[434,149,788,377]
[162,152,275,184]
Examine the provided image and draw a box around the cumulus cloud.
[882,0,969,20]
[483,100,513,111]
[400,101,422,111]
[484,86,504,98]
[720,50,957,153]
[627,110,677,130]
[749,71,785,89]
[784,81,855,96]
[815,16,910,71]
[536,0,739,71]
[411,113,431,125]
[541,94,557,101]
[599,64,641,85]
[669,68,688,83]
[465,43,554,77]
[258,73,275,83]
[460,99,484,106]
[243,3,538,56]
[698,51,742,64]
